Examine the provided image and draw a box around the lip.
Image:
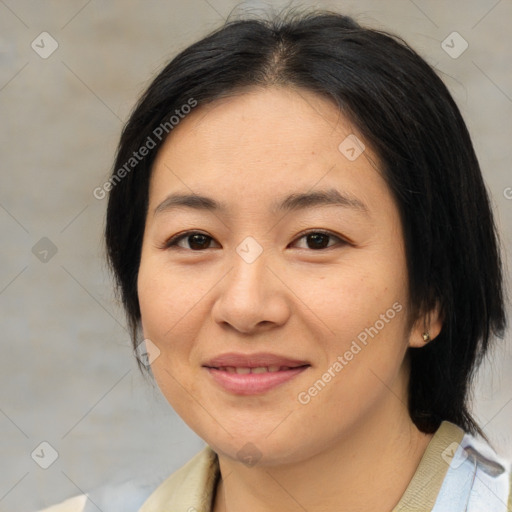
[204,366,309,395]
[202,352,310,395]
[202,352,310,369]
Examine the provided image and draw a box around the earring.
[422,331,431,342]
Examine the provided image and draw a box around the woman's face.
[137,86,427,465]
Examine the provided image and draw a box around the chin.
[200,427,319,468]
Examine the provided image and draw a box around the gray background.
[0,0,511,510]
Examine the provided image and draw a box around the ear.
[408,301,443,348]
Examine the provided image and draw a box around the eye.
[163,231,219,251]
[162,229,347,252]
[291,230,347,250]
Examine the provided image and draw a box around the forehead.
[149,86,387,214]
[156,86,358,159]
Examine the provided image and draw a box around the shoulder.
[35,446,217,512]
[35,472,168,512]
[137,445,219,511]
[433,427,512,511]
[36,494,88,512]
[461,431,512,509]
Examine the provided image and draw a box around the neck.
[212,367,433,512]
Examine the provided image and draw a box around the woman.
[41,9,511,512]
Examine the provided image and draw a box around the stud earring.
[422,331,431,342]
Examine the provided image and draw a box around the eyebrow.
[153,188,369,217]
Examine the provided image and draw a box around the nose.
[211,246,291,334]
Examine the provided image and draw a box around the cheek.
[137,256,201,339]
[136,255,217,400]
[300,258,410,403]
[137,266,170,340]
[295,255,406,341]
[137,261,207,411]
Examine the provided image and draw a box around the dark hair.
[105,8,507,439]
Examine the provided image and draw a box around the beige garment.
[37,420,512,512]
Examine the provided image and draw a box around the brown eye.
[292,230,346,250]
[305,233,331,250]
[163,230,346,252]
[165,232,219,250]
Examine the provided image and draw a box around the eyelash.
[162,229,348,252]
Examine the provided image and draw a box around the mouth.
[202,353,311,395]
[203,352,310,369]
[206,365,309,374]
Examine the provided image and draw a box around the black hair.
[105,8,507,439]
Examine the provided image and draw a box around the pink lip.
[203,352,310,369]
[204,366,309,395]
[202,352,310,395]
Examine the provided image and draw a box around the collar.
[138,421,467,512]
[392,420,465,511]
[138,445,219,512]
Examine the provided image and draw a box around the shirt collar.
[139,421,465,512]
[138,444,219,512]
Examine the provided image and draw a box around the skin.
[137,86,442,512]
